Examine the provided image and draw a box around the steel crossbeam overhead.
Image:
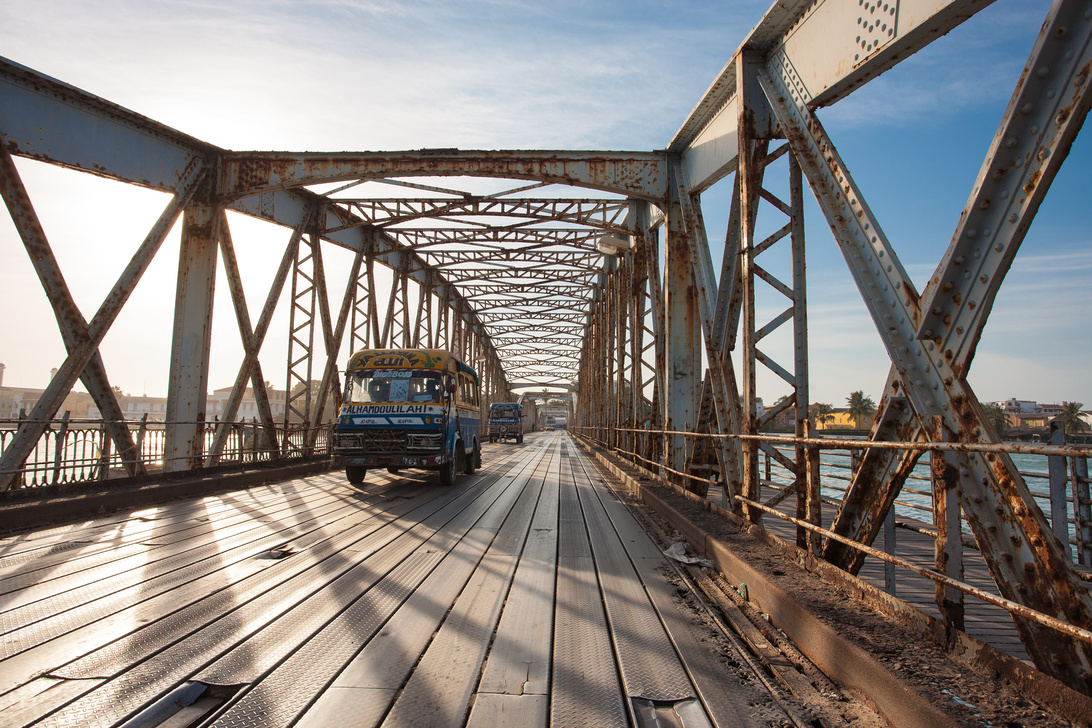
[330,197,631,232]
[488,325,585,337]
[439,274,598,289]
[388,228,605,250]
[217,150,669,201]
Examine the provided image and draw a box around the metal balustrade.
[0,417,331,489]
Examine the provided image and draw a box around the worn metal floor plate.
[0,432,791,728]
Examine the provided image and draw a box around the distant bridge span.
[2,0,1092,699]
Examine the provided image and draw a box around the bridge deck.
[0,432,792,728]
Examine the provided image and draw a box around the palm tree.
[810,402,835,429]
[846,391,876,431]
[1060,402,1089,436]
[983,403,1008,436]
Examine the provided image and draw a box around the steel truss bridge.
[3,0,1092,707]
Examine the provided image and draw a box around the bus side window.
[458,373,478,408]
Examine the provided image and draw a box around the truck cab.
[489,402,523,444]
[332,348,481,486]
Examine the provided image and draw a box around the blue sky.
[0,0,1086,410]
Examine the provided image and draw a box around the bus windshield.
[345,370,444,404]
[490,404,520,418]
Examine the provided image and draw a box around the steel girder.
[667,0,1000,193]
[0,145,146,480]
[757,0,1092,690]
[0,155,207,490]
[218,150,668,201]
[387,228,603,250]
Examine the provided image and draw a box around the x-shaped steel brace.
[0,148,207,491]
[759,0,1092,689]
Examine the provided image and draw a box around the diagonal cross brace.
[206,211,308,465]
[0,156,207,491]
[0,145,146,479]
[828,0,1092,574]
[760,14,1092,686]
[917,0,1092,373]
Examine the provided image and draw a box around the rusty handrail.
[735,494,1092,646]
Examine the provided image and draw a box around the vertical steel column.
[604,255,618,448]
[350,237,374,353]
[645,224,666,467]
[1074,457,1092,566]
[737,54,763,517]
[664,179,701,481]
[932,417,965,634]
[615,252,630,452]
[164,193,220,472]
[628,205,650,462]
[802,421,822,554]
[282,223,319,455]
[379,256,406,348]
[789,152,815,550]
[1048,423,1072,560]
[411,280,428,347]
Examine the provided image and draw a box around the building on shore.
[2,383,291,424]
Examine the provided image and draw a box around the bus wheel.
[464,443,476,475]
[386,466,401,475]
[439,458,455,486]
[346,466,367,484]
[516,434,523,444]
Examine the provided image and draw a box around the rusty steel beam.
[205,211,303,465]
[218,150,669,202]
[0,159,208,490]
[662,166,702,486]
[307,248,362,446]
[164,189,221,472]
[0,143,146,478]
[669,160,745,503]
[760,19,1092,688]
[825,379,926,573]
[390,228,603,250]
[916,0,1092,374]
[0,58,212,193]
[668,0,997,193]
[337,197,630,233]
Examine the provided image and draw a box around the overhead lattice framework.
[320,186,634,393]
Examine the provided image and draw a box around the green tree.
[1060,402,1089,436]
[983,403,1008,436]
[810,402,835,428]
[846,391,876,431]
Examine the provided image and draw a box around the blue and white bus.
[332,348,481,486]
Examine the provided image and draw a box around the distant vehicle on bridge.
[488,402,523,443]
[332,348,481,486]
